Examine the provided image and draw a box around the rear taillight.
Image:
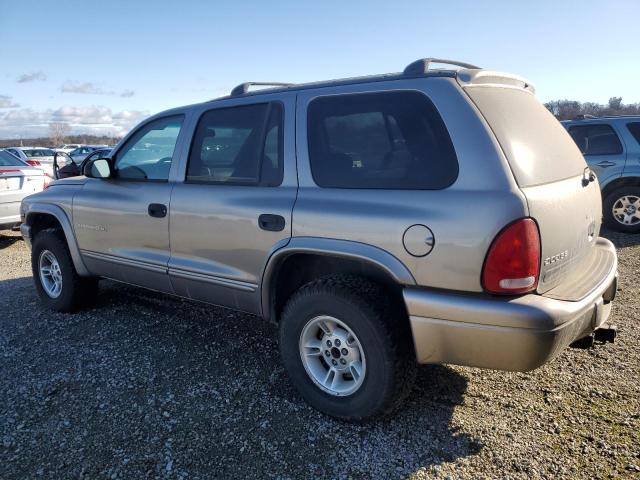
[43,174,52,189]
[26,159,41,166]
[482,218,541,295]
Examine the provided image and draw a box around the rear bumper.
[0,216,20,229]
[404,237,618,372]
[0,202,21,229]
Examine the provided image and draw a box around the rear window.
[466,87,586,187]
[0,150,25,166]
[568,124,623,155]
[307,91,458,189]
[627,122,640,145]
[24,149,54,157]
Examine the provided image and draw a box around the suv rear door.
[167,92,297,315]
[566,122,626,187]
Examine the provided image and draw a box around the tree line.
[545,97,640,120]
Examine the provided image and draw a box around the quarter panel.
[294,78,527,292]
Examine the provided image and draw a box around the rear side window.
[307,91,458,189]
[187,102,283,186]
[0,150,24,166]
[568,124,623,155]
[627,122,640,145]
[466,87,587,187]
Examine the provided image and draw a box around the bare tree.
[48,122,70,147]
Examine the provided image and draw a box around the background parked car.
[54,144,82,153]
[68,145,108,164]
[57,148,112,179]
[4,147,56,178]
[0,150,46,229]
[562,115,640,232]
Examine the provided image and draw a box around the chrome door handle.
[596,161,616,167]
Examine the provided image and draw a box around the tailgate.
[463,79,607,295]
[521,176,602,294]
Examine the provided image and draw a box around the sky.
[0,0,639,139]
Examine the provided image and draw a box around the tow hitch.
[594,324,617,344]
[570,324,617,349]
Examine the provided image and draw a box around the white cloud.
[0,95,19,108]
[0,106,149,138]
[17,71,47,83]
[61,81,135,98]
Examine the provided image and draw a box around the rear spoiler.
[456,70,535,94]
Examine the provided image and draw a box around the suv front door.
[73,115,186,292]
[568,123,626,186]
[168,94,297,315]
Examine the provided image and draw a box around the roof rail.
[403,58,480,76]
[230,82,294,96]
[572,114,598,120]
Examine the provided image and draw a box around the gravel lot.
[1,229,638,479]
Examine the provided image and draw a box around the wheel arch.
[261,237,415,323]
[24,203,90,276]
[601,176,640,200]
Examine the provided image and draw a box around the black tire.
[279,275,416,421]
[31,228,98,312]
[603,186,640,233]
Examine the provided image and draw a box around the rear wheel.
[279,275,416,421]
[31,228,98,312]
[603,186,640,233]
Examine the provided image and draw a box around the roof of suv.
[138,58,535,130]
[209,57,534,101]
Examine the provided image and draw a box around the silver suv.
[20,58,619,420]
[562,115,640,233]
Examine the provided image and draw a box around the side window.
[307,91,458,189]
[114,115,184,181]
[627,122,640,145]
[186,102,283,186]
[568,124,623,155]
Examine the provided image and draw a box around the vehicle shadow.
[0,230,22,250]
[600,227,640,249]
[1,277,482,480]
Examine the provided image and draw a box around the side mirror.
[83,158,112,179]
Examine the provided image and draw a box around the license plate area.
[0,177,21,191]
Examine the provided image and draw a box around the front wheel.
[279,276,416,421]
[31,228,98,312]
[603,186,640,233]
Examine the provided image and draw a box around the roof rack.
[403,58,480,76]
[572,114,598,120]
[230,82,294,96]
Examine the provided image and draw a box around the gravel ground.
[1,229,638,479]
